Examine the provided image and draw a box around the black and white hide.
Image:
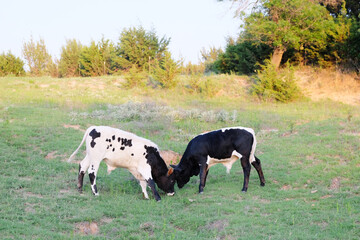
[170,127,265,193]
[68,126,175,201]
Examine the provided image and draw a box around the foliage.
[123,64,147,89]
[200,46,223,73]
[58,39,82,77]
[242,0,350,68]
[188,74,219,97]
[116,26,170,71]
[181,62,205,75]
[251,60,301,102]
[22,37,55,76]
[346,19,360,72]
[214,39,272,74]
[0,52,25,76]
[79,38,116,77]
[152,51,181,88]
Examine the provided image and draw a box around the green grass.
[0,76,359,239]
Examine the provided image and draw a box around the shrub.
[116,26,170,71]
[187,75,219,97]
[213,40,272,75]
[251,60,301,102]
[152,51,181,88]
[58,39,82,77]
[79,38,116,77]
[123,65,146,89]
[0,52,25,76]
[22,37,55,76]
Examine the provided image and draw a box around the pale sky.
[0,0,241,65]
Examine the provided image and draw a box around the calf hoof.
[261,182,265,187]
[241,188,248,193]
[77,188,83,194]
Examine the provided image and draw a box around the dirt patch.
[63,124,84,132]
[160,150,182,166]
[281,185,291,190]
[100,217,113,224]
[24,202,36,213]
[140,222,155,235]
[202,219,229,232]
[320,195,333,199]
[45,151,67,160]
[330,177,341,190]
[45,151,58,159]
[24,192,43,199]
[75,222,99,235]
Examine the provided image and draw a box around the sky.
[0,0,242,65]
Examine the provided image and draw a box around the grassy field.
[0,76,359,239]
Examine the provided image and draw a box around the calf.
[68,126,175,201]
[170,127,265,193]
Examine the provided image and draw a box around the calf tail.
[67,127,91,162]
[249,129,257,163]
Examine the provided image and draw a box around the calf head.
[144,145,176,195]
[170,164,192,189]
[156,167,176,195]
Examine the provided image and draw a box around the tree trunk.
[271,47,285,69]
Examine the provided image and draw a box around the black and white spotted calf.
[170,127,265,193]
[68,126,175,201]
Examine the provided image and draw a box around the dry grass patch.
[296,67,360,105]
[74,222,99,235]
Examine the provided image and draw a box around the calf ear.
[167,167,174,176]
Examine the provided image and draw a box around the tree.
[200,46,223,72]
[152,51,181,88]
[116,26,170,71]
[213,38,272,74]
[0,51,25,76]
[79,38,116,77]
[22,36,54,76]
[58,39,82,77]
[242,0,346,68]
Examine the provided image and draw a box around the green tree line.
[213,0,360,74]
[0,0,359,101]
[1,0,358,78]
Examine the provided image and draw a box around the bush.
[79,39,116,77]
[213,40,272,75]
[0,52,25,76]
[58,39,82,77]
[116,26,170,71]
[187,75,219,97]
[22,37,54,76]
[152,51,181,88]
[251,60,301,102]
[123,65,146,89]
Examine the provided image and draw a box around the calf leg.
[199,163,209,194]
[251,156,265,186]
[147,178,161,201]
[88,160,101,196]
[240,156,251,192]
[139,180,149,199]
[78,155,90,193]
[137,166,161,201]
